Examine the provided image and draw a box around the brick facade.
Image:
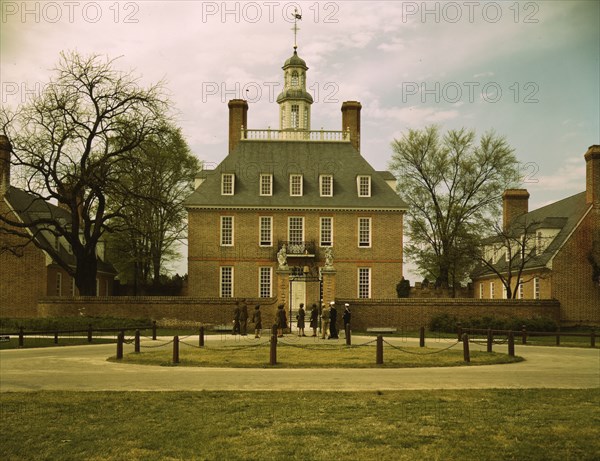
[187,209,404,300]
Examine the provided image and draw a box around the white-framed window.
[259,216,272,247]
[291,105,299,128]
[56,272,62,296]
[259,267,272,298]
[288,217,304,245]
[490,282,495,299]
[304,107,309,128]
[320,217,333,247]
[260,174,272,196]
[220,216,234,246]
[502,284,507,299]
[479,283,484,299]
[358,268,371,298]
[357,175,371,197]
[291,71,299,86]
[534,277,540,299]
[518,279,524,299]
[536,231,543,254]
[221,173,235,195]
[96,278,100,297]
[358,217,371,247]
[220,266,234,298]
[290,174,303,196]
[320,175,333,197]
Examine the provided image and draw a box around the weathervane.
[292,8,302,50]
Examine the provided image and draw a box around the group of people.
[233,301,263,338]
[233,301,351,339]
[295,302,351,339]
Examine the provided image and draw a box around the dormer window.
[221,173,234,195]
[320,175,333,197]
[260,174,273,196]
[357,175,371,197]
[290,174,303,196]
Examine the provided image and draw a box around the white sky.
[2,0,599,280]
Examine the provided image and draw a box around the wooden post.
[173,336,180,364]
[270,333,277,365]
[508,331,515,357]
[152,321,157,340]
[556,332,561,346]
[18,327,24,348]
[457,323,462,342]
[487,328,493,353]
[134,329,140,353]
[116,332,124,360]
[88,324,93,343]
[462,333,470,362]
[54,332,58,344]
[591,330,596,348]
[376,335,383,365]
[521,325,527,345]
[419,326,425,348]
[199,326,205,347]
[345,324,351,346]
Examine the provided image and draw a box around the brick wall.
[334,298,561,331]
[474,271,552,301]
[37,296,561,330]
[552,209,600,324]
[38,296,281,329]
[0,198,47,317]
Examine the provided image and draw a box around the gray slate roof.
[185,140,407,211]
[475,191,590,275]
[4,186,116,274]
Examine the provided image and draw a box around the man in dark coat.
[296,303,306,337]
[343,303,351,332]
[329,301,338,339]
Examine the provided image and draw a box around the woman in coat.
[296,303,306,337]
[276,304,287,337]
[309,303,319,337]
[252,305,262,338]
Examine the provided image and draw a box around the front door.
[290,279,306,331]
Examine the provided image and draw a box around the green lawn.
[0,390,598,461]
[115,340,522,368]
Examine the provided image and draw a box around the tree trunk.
[74,252,98,296]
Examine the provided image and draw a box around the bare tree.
[389,125,520,294]
[471,218,546,298]
[0,51,169,295]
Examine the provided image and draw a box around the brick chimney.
[0,135,12,199]
[341,101,361,153]
[585,145,600,208]
[502,189,529,230]
[228,99,248,154]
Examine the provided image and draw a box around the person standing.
[321,303,330,339]
[240,303,249,336]
[343,303,351,335]
[276,304,287,337]
[329,301,338,339]
[309,303,319,337]
[232,302,241,335]
[252,305,262,338]
[296,303,306,337]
